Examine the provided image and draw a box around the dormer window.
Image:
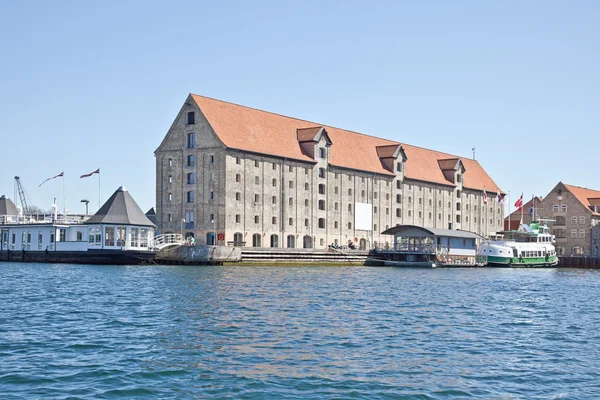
[396,163,402,172]
[456,174,462,183]
[187,111,195,125]
[319,148,326,159]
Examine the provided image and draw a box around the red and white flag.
[514,193,524,210]
[80,168,100,179]
[39,172,64,187]
[496,192,503,204]
[483,190,488,205]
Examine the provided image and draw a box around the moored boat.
[0,187,158,265]
[378,225,484,267]
[477,220,559,267]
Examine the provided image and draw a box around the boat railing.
[393,243,436,253]
[0,214,86,225]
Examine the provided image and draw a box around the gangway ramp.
[152,234,185,251]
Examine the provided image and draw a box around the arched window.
[303,235,312,248]
[319,184,326,194]
[233,232,243,246]
[572,245,584,256]
[287,235,295,248]
[270,234,278,248]
[359,238,367,250]
[318,200,325,210]
[318,218,325,228]
[206,232,215,246]
[252,233,261,247]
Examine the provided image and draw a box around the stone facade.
[536,182,600,257]
[155,96,504,249]
[592,224,600,258]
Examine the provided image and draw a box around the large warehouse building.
[155,94,504,249]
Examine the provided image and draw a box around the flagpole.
[520,194,524,225]
[98,171,101,210]
[63,174,66,214]
[508,191,511,232]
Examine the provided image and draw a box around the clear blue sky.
[1,1,598,215]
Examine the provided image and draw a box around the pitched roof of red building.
[564,184,600,216]
[191,94,503,193]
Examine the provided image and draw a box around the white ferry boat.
[0,187,159,265]
[477,220,559,267]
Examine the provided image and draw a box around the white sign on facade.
[354,202,373,231]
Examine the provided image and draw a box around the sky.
[0,1,598,215]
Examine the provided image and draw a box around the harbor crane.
[14,176,34,215]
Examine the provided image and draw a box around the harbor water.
[1,263,600,399]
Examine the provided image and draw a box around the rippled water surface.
[1,263,600,399]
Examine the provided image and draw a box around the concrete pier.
[155,245,241,265]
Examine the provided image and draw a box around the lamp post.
[211,218,215,245]
[80,199,89,215]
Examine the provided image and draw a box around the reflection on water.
[1,264,600,399]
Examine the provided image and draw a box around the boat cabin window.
[105,227,115,247]
[140,229,149,248]
[117,227,126,247]
[131,228,139,247]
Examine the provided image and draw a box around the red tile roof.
[375,144,400,159]
[437,158,460,171]
[297,127,322,142]
[191,94,503,193]
[564,184,600,216]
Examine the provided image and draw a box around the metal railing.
[151,233,185,250]
[0,215,86,225]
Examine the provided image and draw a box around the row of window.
[554,228,588,239]
[89,226,149,247]
[169,211,500,228]
[555,246,587,256]
[234,233,327,249]
[182,154,216,166]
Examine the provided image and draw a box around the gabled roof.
[85,187,155,227]
[376,144,402,159]
[297,126,323,142]
[190,94,502,192]
[504,219,521,231]
[564,183,600,216]
[0,195,18,216]
[437,158,462,171]
[145,207,158,226]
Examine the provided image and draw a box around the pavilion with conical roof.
[0,195,18,217]
[84,186,155,250]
